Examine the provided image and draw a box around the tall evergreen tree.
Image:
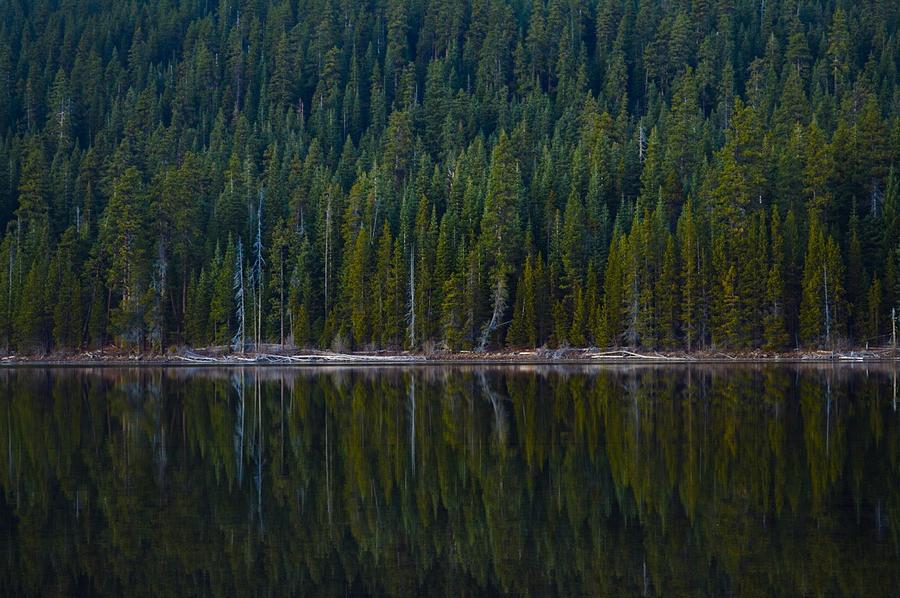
[478,132,521,349]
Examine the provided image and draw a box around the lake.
[0,365,897,595]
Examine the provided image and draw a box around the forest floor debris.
[0,345,897,365]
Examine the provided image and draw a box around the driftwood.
[173,350,422,365]
[587,349,693,361]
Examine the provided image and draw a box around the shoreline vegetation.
[1,345,898,366]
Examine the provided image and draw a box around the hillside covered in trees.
[0,0,898,354]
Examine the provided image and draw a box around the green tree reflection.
[0,365,897,596]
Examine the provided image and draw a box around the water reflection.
[0,365,897,595]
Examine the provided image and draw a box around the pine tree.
[800,214,846,347]
[719,264,740,348]
[712,231,740,348]
[710,98,765,231]
[86,265,107,349]
[0,236,13,350]
[827,8,851,96]
[289,235,315,348]
[803,120,833,213]
[478,132,521,349]
[210,240,235,346]
[601,230,626,346]
[186,268,211,346]
[885,251,898,338]
[348,227,369,347]
[656,235,679,348]
[568,284,587,347]
[530,253,548,347]
[846,211,867,340]
[441,248,468,351]
[506,272,527,348]
[677,201,704,351]
[267,220,293,347]
[16,139,49,232]
[372,223,394,348]
[51,229,83,350]
[99,167,148,346]
[14,254,50,352]
[866,276,881,344]
[382,238,405,348]
[763,209,788,350]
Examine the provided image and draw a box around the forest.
[0,0,898,353]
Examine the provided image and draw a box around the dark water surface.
[0,365,897,596]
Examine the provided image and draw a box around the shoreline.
[0,346,897,367]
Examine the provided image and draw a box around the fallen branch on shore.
[587,349,694,361]
[173,350,423,364]
[0,344,897,364]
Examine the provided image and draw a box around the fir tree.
[478,132,521,349]
[763,209,789,350]
[656,235,679,348]
[800,214,846,347]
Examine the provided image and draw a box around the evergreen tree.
[800,214,846,347]
[210,240,235,346]
[51,229,82,350]
[763,208,789,349]
[99,167,148,346]
[16,139,49,232]
[677,201,704,351]
[656,235,679,348]
[347,227,370,347]
[478,132,521,349]
[14,252,50,352]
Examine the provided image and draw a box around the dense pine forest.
[0,0,898,354]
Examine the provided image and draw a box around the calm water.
[0,365,897,596]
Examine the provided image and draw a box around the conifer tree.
[866,277,882,343]
[601,230,626,346]
[506,271,527,348]
[677,201,704,351]
[763,208,789,349]
[289,235,314,348]
[383,238,406,348]
[100,167,147,346]
[846,211,867,339]
[656,235,679,348]
[267,219,294,347]
[441,249,467,351]
[16,139,49,231]
[348,227,370,347]
[186,268,211,346]
[568,284,587,347]
[478,132,520,349]
[14,253,50,352]
[51,229,82,350]
[210,240,235,346]
[801,214,846,347]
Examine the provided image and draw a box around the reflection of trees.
[0,365,897,595]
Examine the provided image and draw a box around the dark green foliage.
[0,0,896,353]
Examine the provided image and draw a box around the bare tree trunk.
[479,275,507,351]
[324,198,331,314]
[823,263,831,346]
[407,247,415,348]
[279,248,284,347]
